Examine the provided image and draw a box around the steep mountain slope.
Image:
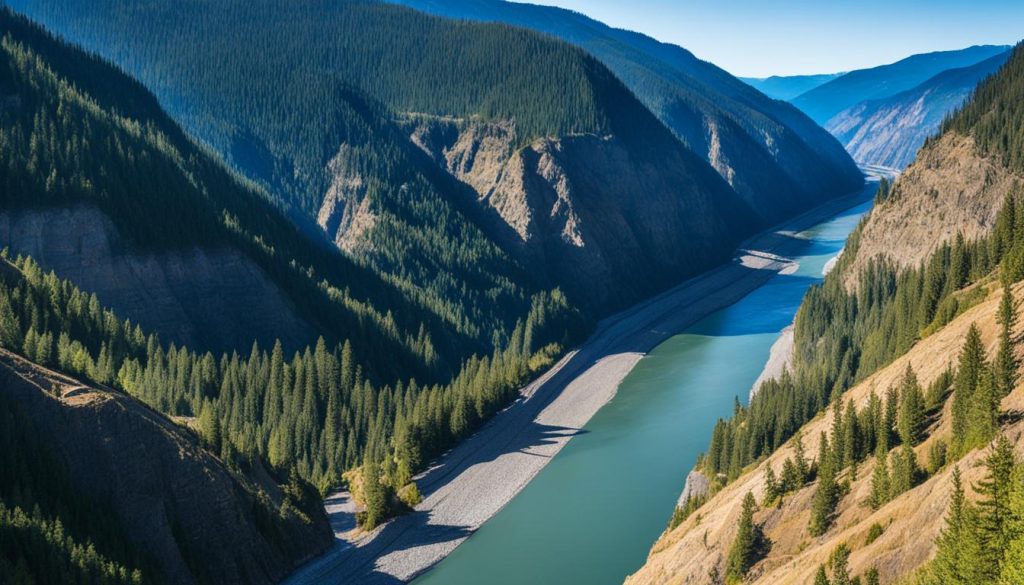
[0,7,465,384]
[627,283,1024,585]
[388,0,864,223]
[740,73,842,100]
[0,256,333,585]
[827,50,1011,168]
[627,43,1024,585]
[792,45,1011,125]
[9,0,763,317]
[0,346,332,585]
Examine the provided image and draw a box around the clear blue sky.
[528,0,1023,77]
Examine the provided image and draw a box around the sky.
[527,0,1024,77]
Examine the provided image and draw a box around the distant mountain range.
[826,50,1013,168]
[739,73,843,100]
[791,45,1011,125]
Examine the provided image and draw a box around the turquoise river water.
[414,199,873,585]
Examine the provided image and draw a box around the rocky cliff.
[843,132,1021,287]
[320,116,750,310]
[0,348,332,585]
[0,206,314,354]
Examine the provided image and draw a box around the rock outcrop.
[0,349,332,585]
[396,117,750,310]
[0,206,314,353]
[844,132,1020,286]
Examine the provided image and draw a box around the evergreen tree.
[763,466,780,506]
[361,457,389,530]
[952,325,986,455]
[890,443,918,498]
[725,491,760,583]
[897,365,926,446]
[965,367,1000,450]
[999,537,1024,585]
[975,436,1019,577]
[995,283,1018,397]
[810,433,839,536]
[829,543,853,585]
[869,447,891,510]
[815,565,831,585]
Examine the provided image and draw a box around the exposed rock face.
[399,118,746,309]
[0,349,332,585]
[844,132,1020,286]
[0,206,314,353]
[826,51,1012,169]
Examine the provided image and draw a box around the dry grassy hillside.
[626,281,1024,585]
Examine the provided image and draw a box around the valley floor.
[284,184,877,585]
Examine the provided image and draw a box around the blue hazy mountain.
[792,44,1012,124]
[740,73,843,100]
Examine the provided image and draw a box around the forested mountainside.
[740,73,842,101]
[627,43,1024,585]
[792,45,1011,125]
[8,0,765,317]
[0,6,478,382]
[0,338,331,585]
[0,6,589,526]
[827,50,1011,169]
[390,0,864,223]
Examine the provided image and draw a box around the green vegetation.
[725,491,767,583]
[10,0,629,215]
[0,253,566,500]
[917,437,1024,584]
[0,6,497,383]
[699,180,1024,493]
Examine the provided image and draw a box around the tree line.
[0,253,571,527]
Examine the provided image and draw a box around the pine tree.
[897,365,926,446]
[930,467,986,584]
[965,367,999,450]
[361,457,389,530]
[0,291,21,350]
[810,433,839,536]
[995,283,1018,397]
[794,431,810,483]
[814,565,830,585]
[829,543,852,585]
[842,399,859,480]
[999,537,1024,585]
[869,447,891,510]
[725,491,759,583]
[890,443,918,497]
[975,435,1019,577]
[952,325,986,455]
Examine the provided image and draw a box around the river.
[413,198,873,585]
